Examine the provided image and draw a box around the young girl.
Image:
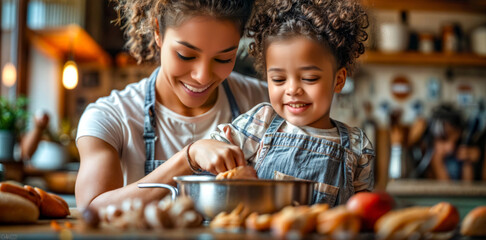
[75,0,269,209]
[188,0,374,206]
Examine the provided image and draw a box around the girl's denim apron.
[143,68,240,175]
[255,115,354,207]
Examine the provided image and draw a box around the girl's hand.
[188,139,245,174]
[223,125,235,145]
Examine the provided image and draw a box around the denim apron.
[255,115,354,207]
[143,68,240,175]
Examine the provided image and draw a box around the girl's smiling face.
[155,16,241,116]
[265,36,346,129]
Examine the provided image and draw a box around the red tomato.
[346,192,395,231]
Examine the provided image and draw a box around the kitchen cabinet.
[361,51,486,67]
[359,0,486,67]
[361,0,486,13]
[353,1,486,190]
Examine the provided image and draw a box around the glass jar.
[419,33,435,54]
[442,24,458,54]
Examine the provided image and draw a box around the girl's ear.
[154,19,162,47]
[333,67,347,93]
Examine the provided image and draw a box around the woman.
[75,0,268,209]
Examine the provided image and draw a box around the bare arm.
[75,136,193,210]
[429,143,450,181]
[20,113,49,159]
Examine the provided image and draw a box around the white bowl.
[31,141,67,170]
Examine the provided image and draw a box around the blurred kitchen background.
[0,0,485,201]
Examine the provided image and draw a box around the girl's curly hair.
[247,0,368,76]
[112,0,255,64]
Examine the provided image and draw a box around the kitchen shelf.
[359,51,486,67]
[361,0,486,13]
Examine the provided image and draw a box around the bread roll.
[460,206,486,236]
[0,192,39,223]
[245,212,273,231]
[210,203,249,229]
[317,206,360,236]
[271,205,317,237]
[375,207,437,240]
[429,202,459,232]
[0,182,41,207]
[144,202,173,229]
[216,166,258,180]
[34,187,70,218]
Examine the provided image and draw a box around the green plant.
[0,96,29,135]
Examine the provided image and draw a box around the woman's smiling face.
[265,36,346,129]
[156,16,241,116]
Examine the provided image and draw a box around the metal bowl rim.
[173,175,316,185]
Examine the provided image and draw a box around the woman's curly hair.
[112,0,255,64]
[247,0,368,76]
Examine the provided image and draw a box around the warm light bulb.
[2,63,17,87]
[62,60,78,90]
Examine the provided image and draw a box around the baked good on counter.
[34,187,70,218]
[270,204,329,237]
[429,202,459,232]
[0,182,41,207]
[371,201,461,239]
[375,207,437,240]
[0,192,39,223]
[460,206,486,236]
[88,196,203,230]
[215,166,258,180]
[316,205,361,237]
[0,182,70,222]
[144,201,173,229]
[212,203,330,235]
[171,197,203,228]
[103,198,148,230]
[210,203,250,229]
[245,212,273,231]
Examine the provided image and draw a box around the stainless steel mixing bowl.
[138,175,315,220]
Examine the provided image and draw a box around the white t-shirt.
[76,70,269,184]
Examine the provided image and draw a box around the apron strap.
[267,114,285,134]
[332,119,351,150]
[143,68,160,175]
[261,114,285,145]
[222,80,240,121]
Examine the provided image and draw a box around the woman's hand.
[188,139,245,174]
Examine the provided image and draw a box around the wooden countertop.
[0,208,475,239]
[386,179,486,197]
[0,209,258,240]
[0,209,375,240]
